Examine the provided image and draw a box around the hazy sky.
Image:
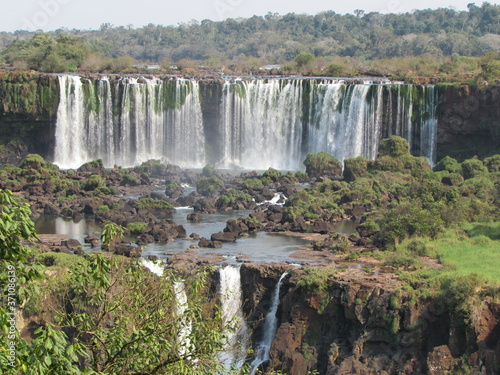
[0,0,489,32]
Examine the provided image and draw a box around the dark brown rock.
[427,345,453,375]
[211,231,238,242]
[187,212,203,222]
[43,203,60,215]
[113,244,142,258]
[62,239,81,250]
[290,215,308,232]
[312,220,334,234]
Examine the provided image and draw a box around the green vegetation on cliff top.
[1,4,500,82]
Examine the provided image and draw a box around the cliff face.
[241,264,500,375]
[0,72,59,163]
[437,85,500,161]
[0,73,499,166]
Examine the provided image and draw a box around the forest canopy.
[0,2,500,80]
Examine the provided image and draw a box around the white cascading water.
[307,83,383,161]
[218,79,304,170]
[140,259,165,277]
[419,86,439,166]
[54,75,90,169]
[219,265,250,373]
[249,272,288,375]
[54,75,205,169]
[53,76,439,170]
[173,280,193,358]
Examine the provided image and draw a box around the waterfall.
[218,79,304,170]
[419,86,439,166]
[53,76,439,170]
[140,258,166,277]
[54,75,89,169]
[54,75,205,169]
[249,272,288,375]
[219,265,250,373]
[173,280,193,358]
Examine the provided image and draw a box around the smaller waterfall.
[140,259,166,277]
[219,265,250,373]
[173,281,193,358]
[54,75,89,168]
[249,272,288,375]
[420,86,439,166]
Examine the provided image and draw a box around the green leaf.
[44,355,52,367]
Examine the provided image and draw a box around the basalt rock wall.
[0,72,59,163]
[0,72,499,168]
[437,84,500,161]
[241,264,500,375]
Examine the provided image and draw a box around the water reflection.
[35,215,101,246]
[33,210,359,263]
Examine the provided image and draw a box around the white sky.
[0,0,491,32]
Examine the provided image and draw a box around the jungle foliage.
[286,136,500,245]
[1,4,500,81]
[0,195,230,374]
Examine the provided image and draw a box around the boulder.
[176,191,199,207]
[43,203,60,216]
[113,244,142,258]
[250,211,266,223]
[268,212,283,223]
[62,239,81,250]
[193,198,217,213]
[211,231,238,242]
[225,219,248,234]
[351,205,366,221]
[427,345,453,375]
[198,238,223,248]
[174,225,187,238]
[290,215,308,232]
[187,212,203,222]
[198,237,212,247]
[189,233,201,240]
[261,186,276,200]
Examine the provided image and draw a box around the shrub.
[377,136,410,158]
[20,154,46,170]
[201,164,217,177]
[242,178,263,189]
[484,154,500,173]
[371,155,430,178]
[78,159,104,173]
[303,152,342,178]
[262,168,282,182]
[120,173,140,186]
[434,155,462,173]
[379,204,445,244]
[461,156,488,179]
[127,222,148,234]
[343,156,368,182]
[98,205,110,213]
[94,186,116,196]
[82,174,105,191]
[196,176,224,192]
[134,198,174,210]
[294,171,309,182]
[459,176,495,201]
[385,251,423,268]
[402,239,435,257]
[389,296,400,310]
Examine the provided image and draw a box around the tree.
[377,136,410,158]
[303,152,342,178]
[354,9,365,18]
[0,189,231,374]
[294,52,315,68]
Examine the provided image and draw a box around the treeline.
[1,3,500,81]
